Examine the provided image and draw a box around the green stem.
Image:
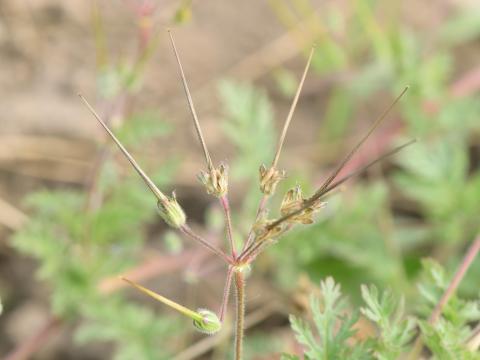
[234,270,246,360]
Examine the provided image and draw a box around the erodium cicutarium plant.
[79,30,415,360]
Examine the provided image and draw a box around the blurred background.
[0,0,479,359]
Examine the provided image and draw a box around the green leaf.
[288,277,370,359]
[360,285,416,359]
[420,319,478,360]
[76,298,180,360]
[417,259,480,327]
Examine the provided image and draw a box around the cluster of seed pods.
[80,29,413,353]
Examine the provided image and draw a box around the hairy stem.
[220,195,237,258]
[234,271,246,360]
[239,241,262,263]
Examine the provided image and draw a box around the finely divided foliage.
[13,115,181,359]
[289,278,368,360]
[416,260,480,359]
[285,261,480,359]
[360,285,416,359]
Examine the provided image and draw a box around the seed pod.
[280,185,325,224]
[197,163,228,197]
[259,164,286,195]
[193,308,222,335]
[157,192,186,228]
[280,185,303,215]
[252,212,287,243]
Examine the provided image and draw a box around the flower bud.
[259,164,286,195]
[157,191,186,228]
[193,308,222,335]
[197,163,228,197]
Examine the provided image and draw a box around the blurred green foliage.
[219,80,276,181]
[12,113,181,359]
[219,80,277,234]
[9,5,189,358]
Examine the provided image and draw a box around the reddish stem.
[180,224,232,264]
[429,235,480,324]
[219,266,234,322]
[220,195,237,259]
[407,234,480,359]
[242,195,268,253]
[3,317,62,360]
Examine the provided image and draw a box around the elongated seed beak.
[167,30,213,171]
[271,46,315,168]
[120,277,202,321]
[79,94,167,203]
[121,277,222,334]
[266,86,411,230]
